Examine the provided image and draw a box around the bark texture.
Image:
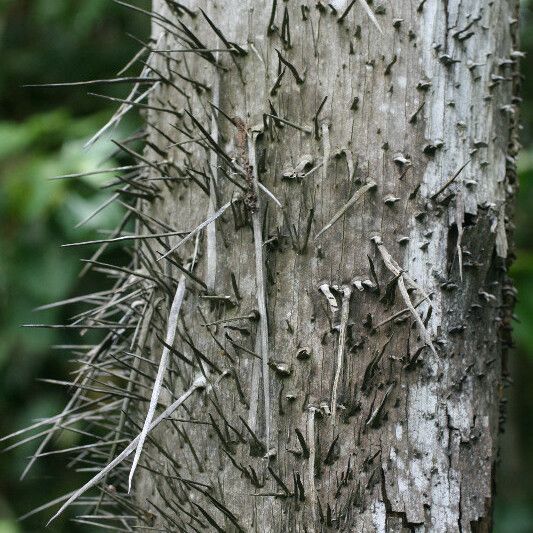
[128,0,520,531]
[19,0,520,531]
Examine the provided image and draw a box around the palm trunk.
[55,0,522,531]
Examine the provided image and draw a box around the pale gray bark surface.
[56,0,520,531]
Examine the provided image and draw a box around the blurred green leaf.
[0,520,20,533]
[0,3,147,529]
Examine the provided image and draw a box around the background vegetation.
[0,1,531,531]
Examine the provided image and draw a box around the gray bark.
[119,0,519,531]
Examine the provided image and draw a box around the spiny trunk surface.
[128,0,519,531]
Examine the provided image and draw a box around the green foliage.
[0,110,124,364]
[511,152,533,352]
[0,1,147,531]
[0,109,133,532]
[0,520,20,533]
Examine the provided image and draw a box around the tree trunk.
[129,0,520,531]
[33,0,520,531]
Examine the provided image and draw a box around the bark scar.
[319,284,352,420]
[246,127,271,447]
